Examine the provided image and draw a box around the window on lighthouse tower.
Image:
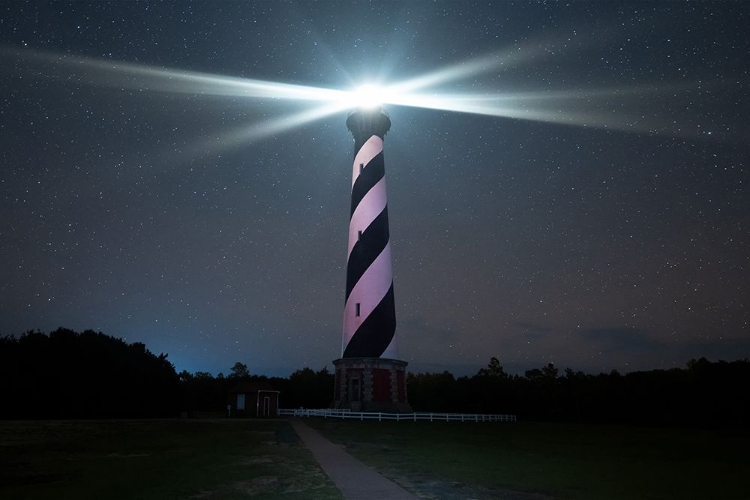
[355,303,361,317]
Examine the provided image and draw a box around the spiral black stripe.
[343,284,396,358]
[350,152,385,218]
[345,207,390,301]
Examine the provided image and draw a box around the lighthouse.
[333,105,410,412]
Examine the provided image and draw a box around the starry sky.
[1,1,748,377]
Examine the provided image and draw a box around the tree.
[525,363,558,381]
[0,328,180,418]
[478,356,508,378]
[542,362,559,379]
[229,362,250,378]
[407,371,458,411]
[285,367,334,408]
[524,368,544,381]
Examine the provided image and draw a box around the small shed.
[227,382,280,417]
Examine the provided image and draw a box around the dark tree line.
[3,329,748,427]
[407,357,750,428]
[178,364,334,414]
[0,329,335,419]
[0,328,180,418]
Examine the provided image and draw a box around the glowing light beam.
[2,45,719,154]
[177,101,352,161]
[4,47,350,103]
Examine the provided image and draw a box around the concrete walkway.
[291,419,418,500]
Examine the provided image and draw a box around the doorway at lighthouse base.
[332,358,412,412]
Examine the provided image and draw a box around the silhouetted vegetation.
[407,356,750,428]
[178,365,334,415]
[0,328,333,418]
[3,328,748,428]
[0,328,180,418]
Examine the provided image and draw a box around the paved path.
[290,419,418,500]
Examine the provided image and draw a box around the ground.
[2,418,747,499]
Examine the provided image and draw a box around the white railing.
[278,408,516,422]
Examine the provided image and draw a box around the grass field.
[3,418,748,500]
[0,419,341,500]
[307,419,750,500]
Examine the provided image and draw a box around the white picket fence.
[278,408,516,422]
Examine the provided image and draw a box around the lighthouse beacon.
[333,105,410,412]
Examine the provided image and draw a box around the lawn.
[307,419,750,500]
[0,419,341,500]
[4,418,747,500]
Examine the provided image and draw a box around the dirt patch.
[104,452,151,459]
[189,476,279,499]
[233,476,279,495]
[279,462,331,494]
[339,441,556,499]
[386,471,557,500]
[241,455,275,465]
[248,430,276,437]
[1,473,68,487]
[189,489,216,500]
[283,482,329,494]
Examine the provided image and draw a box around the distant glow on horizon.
[2,45,705,156]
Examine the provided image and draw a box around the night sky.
[1,1,748,377]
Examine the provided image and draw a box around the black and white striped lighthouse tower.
[333,106,410,412]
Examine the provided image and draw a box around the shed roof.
[227,381,279,394]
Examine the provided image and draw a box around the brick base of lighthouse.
[333,358,412,412]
